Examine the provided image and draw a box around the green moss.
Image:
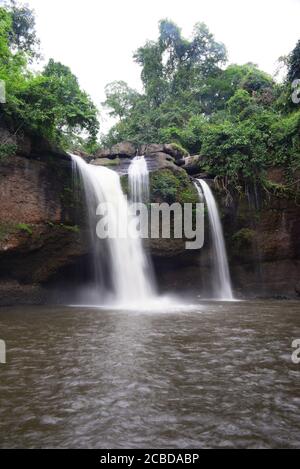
[120,175,129,196]
[0,222,34,240]
[45,222,80,233]
[232,228,255,249]
[16,223,33,235]
[0,223,16,241]
[60,224,80,233]
[170,142,189,157]
[0,143,17,161]
[60,186,75,208]
[150,170,180,203]
[262,179,294,199]
[96,157,121,167]
[179,189,198,203]
[150,169,198,205]
[176,171,198,204]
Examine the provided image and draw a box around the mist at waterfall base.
[70,155,235,309]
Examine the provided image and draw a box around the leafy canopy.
[102,19,300,188]
[0,2,99,149]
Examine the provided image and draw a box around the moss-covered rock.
[232,228,256,249]
[150,168,198,205]
[147,168,199,257]
[91,157,121,167]
[120,174,129,196]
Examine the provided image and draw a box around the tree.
[199,64,274,113]
[103,19,228,145]
[227,89,253,117]
[288,40,300,83]
[239,64,274,94]
[6,0,40,60]
[0,7,11,57]
[0,3,99,147]
[15,59,99,143]
[103,81,140,120]
[101,19,299,190]
[0,6,27,118]
[134,19,227,106]
[134,41,167,106]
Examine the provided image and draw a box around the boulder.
[91,157,121,167]
[140,144,165,155]
[111,141,136,157]
[91,157,133,175]
[163,143,188,161]
[94,147,112,159]
[183,155,201,175]
[94,142,137,159]
[71,149,92,162]
[145,152,177,172]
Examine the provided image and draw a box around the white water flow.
[196,179,234,300]
[71,154,156,307]
[128,155,149,204]
[128,155,157,293]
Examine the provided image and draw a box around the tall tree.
[134,19,227,107]
[6,0,40,60]
[288,40,300,83]
[103,81,140,120]
[15,59,100,142]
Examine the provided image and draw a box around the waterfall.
[71,154,156,307]
[128,155,149,204]
[195,179,234,300]
[128,155,157,293]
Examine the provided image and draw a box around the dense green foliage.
[1,4,299,189]
[6,0,40,60]
[288,40,300,83]
[103,20,300,188]
[0,1,99,148]
[150,169,198,204]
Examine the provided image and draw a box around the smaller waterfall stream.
[128,155,157,294]
[195,179,234,300]
[128,155,149,204]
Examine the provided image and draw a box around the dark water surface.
[0,301,299,449]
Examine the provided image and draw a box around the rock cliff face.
[88,142,300,298]
[155,178,300,298]
[0,133,299,303]
[0,128,88,304]
[224,188,300,298]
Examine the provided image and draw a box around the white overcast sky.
[7,0,300,130]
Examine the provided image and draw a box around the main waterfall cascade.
[71,154,156,307]
[195,179,234,300]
